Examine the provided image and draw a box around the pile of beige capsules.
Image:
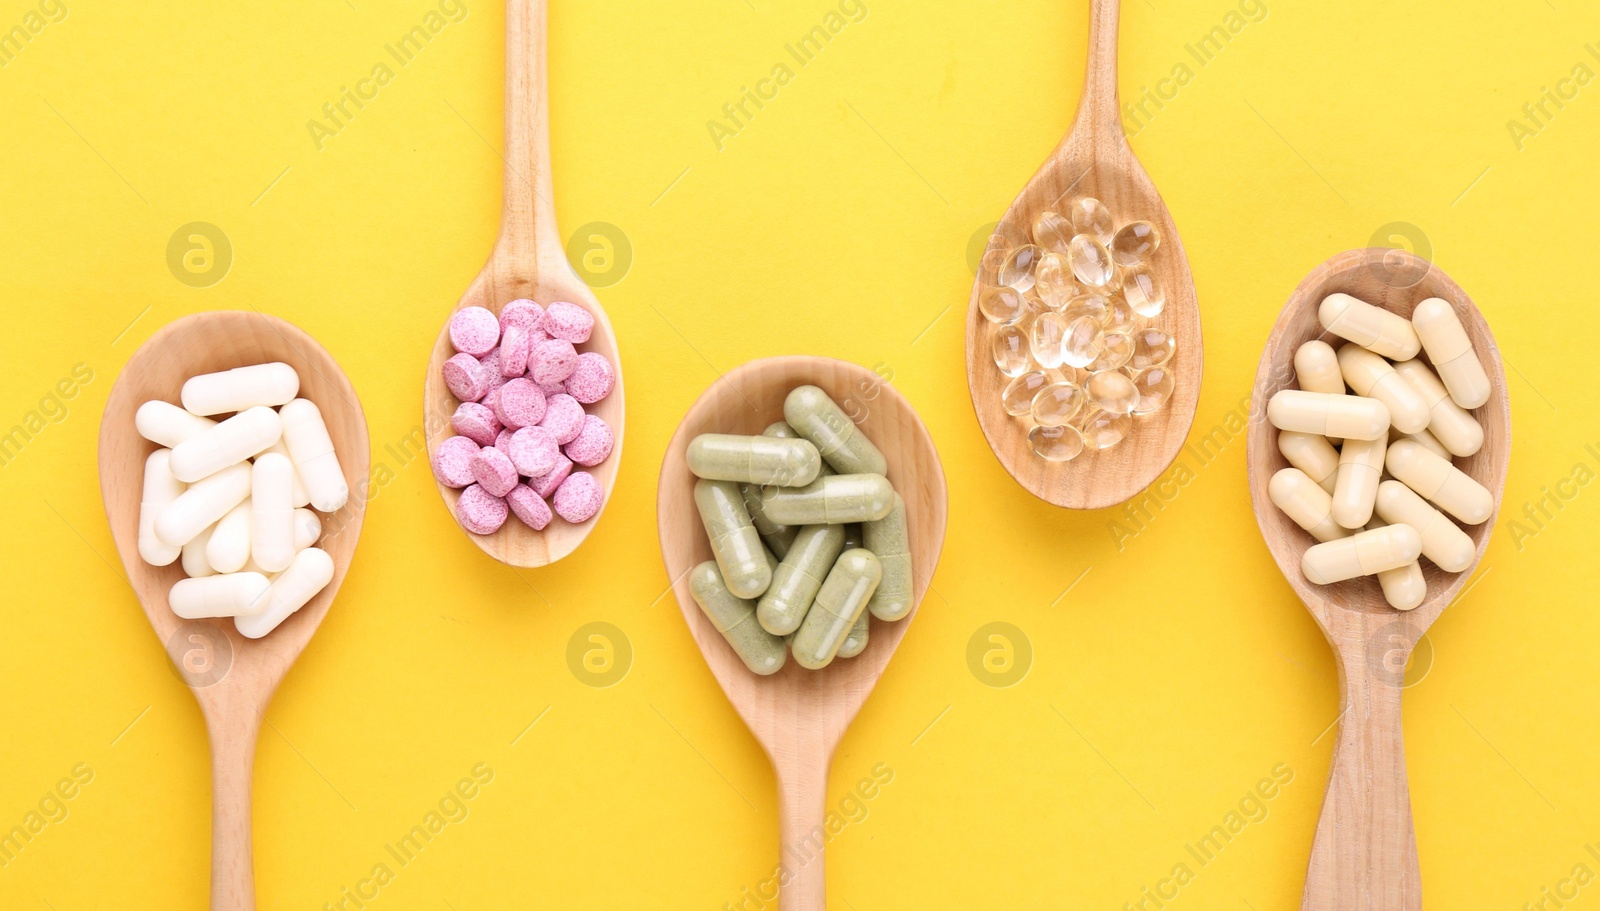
[977,197,1177,462]
[686,386,910,675]
[1266,294,1491,610]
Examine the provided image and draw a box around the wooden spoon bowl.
[422,0,624,567]
[99,310,369,910]
[657,357,948,911]
[966,0,1202,509]
[1246,248,1510,910]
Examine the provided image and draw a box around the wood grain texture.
[657,357,948,911]
[422,0,625,567]
[1245,249,1511,911]
[965,0,1203,509]
[98,311,370,911]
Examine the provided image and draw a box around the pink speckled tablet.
[451,402,502,446]
[529,455,572,499]
[470,445,519,497]
[530,338,578,385]
[538,393,585,444]
[495,428,514,459]
[456,483,508,535]
[500,299,544,332]
[564,352,614,404]
[509,425,560,478]
[443,353,489,402]
[536,379,567,397]
[544,301,594,343]
[507,484,553,530]
[564,414,613,466]
[431,435,479,488]
[449,306,500,356]
[500,325,534,376]
[553,471,602,523]
[493,378,546,429]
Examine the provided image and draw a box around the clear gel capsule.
[1412,298,1490,409]
[1080,409,1131,450]
[1384,440,1493,525]
[784,385,888,477]
[688,433,822,487]
[1029,312,1070,369]
[1062,317,1104,369]
[1301,524,1422,585]
[1033,252,1076,309]
[1002,370,1051,417]
[1087,370,1138,415]
[1031,382,1085,427]
[1129,329,1175,371]
[1067,197,1115,243]
[757,524,846,635]
[1110,221,1160,266]
[1318,293,1421,361]
[1061,294,1110,326]
[999,244,1045,292]
[1294,340,1346,396]
[791,549,882,670]
[1068,235,1115,288]
[1332,436,1386,529]
[1087,333,1133,372]
[1374,479,1474,572]
[690,562,788,675]
[992,324,1031,377]
[1336,344,1430,434]
[1269,467,1349,543]
[1392,359,1483,457]
[979,285,1028,324]
[1266,390,1390,441]
[1032,211,1075,255]
[694,479,773,599]
[1122,266,1164,318]
[863,493,912,621]
[1130,365,1175,415]
[1029,424,1084,462]
[1278,430,1339,494]
[760,474,896,525]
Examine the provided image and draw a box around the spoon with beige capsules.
[1247,249,1509,910]
[966,0,1202,508]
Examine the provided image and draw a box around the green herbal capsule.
[757,524,846,636]
[783,385,889,476]
[687,433,822,487]
[836,611,869,658]
[760,474,894,526]
[863,492,912,620]
[690,562,787,676]
[694,479,772,599]
[740,422,818,559]
[792,549,882,670]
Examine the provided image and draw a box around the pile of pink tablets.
[432,300,616,535]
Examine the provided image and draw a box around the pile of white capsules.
[976,197,1178,462]
[135,363,346,638]
[1266,294,1491,610]
[686,386,911,675]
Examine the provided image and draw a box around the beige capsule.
[1302,524,1422,585]
[1318,293,1421,360]
[1394,427,1451,461]
[1278,431,1339,494]
[757,524,846,636]
[1269,468,1350,543]
[690,562,788,676]
[1266,390,1390,441]
[1412,298,1490,409]
[760,473,896,525]
[1336,345,1430,434]
[863,492,912,621]
[1364,519,1427,611]
[1293,340,1345,396]
[1392,359,1484,457]
[1333,436,1387,529]
[1384,440,1494,525]
[694,479,773,599]
[792,549,882,670]
[1375,479,1475,572]
[784,385,888,476]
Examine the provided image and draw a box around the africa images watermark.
[1506,44,1600,151]
[0,363,95,470]
[1122,0,1269,139]
[1502,440,1600,552]
[306,0,469,151]
[0,0,68,69]
[0,762,94,871]
[706,0,869,152]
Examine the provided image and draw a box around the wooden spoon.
[98,311,370,911]
[965,0,1202,509]
[423,0,624,566]
[657,357,948,910]
[1246,249,1510,910]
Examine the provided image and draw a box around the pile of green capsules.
[687,385,912,675]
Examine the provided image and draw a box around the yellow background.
[2,0,1598,908]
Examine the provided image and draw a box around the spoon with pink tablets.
[423,0,623,567]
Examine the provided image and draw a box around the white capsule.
[138,450,185,566]
[1365,520,1427,611]
[206,498,253,574]
[1293,340,1345,395]
[1267,390,1390,441]
[1318,293,1421,360]
[1385,440,1494,525]
[280,399,347,512]
[169,406,282,483]
[1412,298,1490,409]
[293,507,322,550]
[259,438,311,508]
[236,547,334,639]
[1302,524,1422,585]
[170,572,272,619]
[1392,358,1483,457]
[135,401,216,448]
[1375,480,1475,572]
[1269,468,1350,543]
[181,524,217,578]
[1336,344,1430,434]
[1278,431,1339,494]
[251,453,297,573]
[181,362,300,416]
[1332,436,1386,529]
[156,462,249,549]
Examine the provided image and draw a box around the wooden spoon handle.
[1302,659,1420,910]
[1076,0,1123,134]
[777,759,830,911]
[207,706,263,911]
[498,0,563,266]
